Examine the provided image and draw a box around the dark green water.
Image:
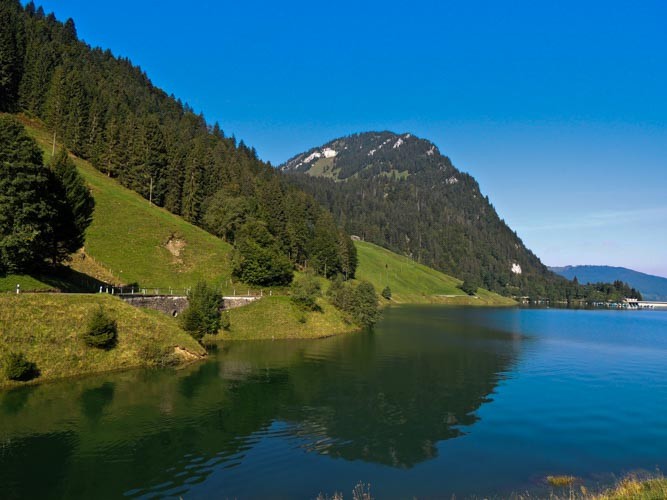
[2,306,667,499]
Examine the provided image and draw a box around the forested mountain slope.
[282,132,639,301]
[0,0,354,285]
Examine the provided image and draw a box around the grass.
[593,475,667,499]
[0,274,55,293]
[530,474,667,499]
[215,296,358,341]
[354,241,516,306]
[0,261,109,293]
[0,294,205,389]
[548,476,577,487]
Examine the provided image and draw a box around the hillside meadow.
[0,294,205,389]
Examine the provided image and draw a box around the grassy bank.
[355,241,516,306]
[215,296,358,341]
[541,474,667,500]
[594,476,667,499]
[0,294,206,389]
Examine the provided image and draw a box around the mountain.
[281,131,568,298]
[550,265,667,301]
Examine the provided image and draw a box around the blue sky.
[33,1,667,277]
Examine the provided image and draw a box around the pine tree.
[0,114,42,166]
[0,0,24,111]
[309,212,342,278]
[141,117,168,205]
[0,162,60,273]
[0,118,92,272]
[50,149,94,257]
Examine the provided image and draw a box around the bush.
[231,221,294,286]
[138,344,178,367]
[327,278,379,328]
[291,274,322,312]
[353,282,380,327]
[180,281,223,340]
[459,279,479,296]
[220,311,231,331]
[327,275,353,311]
[381,286,392,300]
[4,352,39,381]
[82,308,118,349]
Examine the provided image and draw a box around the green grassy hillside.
[5,115,234,291]
[217,295,356,341]
[0,294,206,389]
[355,241,515,306]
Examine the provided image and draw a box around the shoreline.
[1,293,515,390]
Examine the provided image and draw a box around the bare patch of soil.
[165,235,186,263]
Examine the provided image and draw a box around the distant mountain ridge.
[281,131,577,299]
[550,265,667,301]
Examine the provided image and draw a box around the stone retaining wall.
[119,295,260,316]
[120,295,189,317]
[223,296,260,309]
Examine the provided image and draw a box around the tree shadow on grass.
[14,266,108,293]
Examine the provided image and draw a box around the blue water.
[1,307,666,498]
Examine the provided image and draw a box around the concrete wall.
[119,295,260,316]
[120,296,189,317]
[222,296,259,309]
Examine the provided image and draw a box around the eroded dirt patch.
[165,235,186,263]
[173,346,206,362]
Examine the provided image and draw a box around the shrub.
[327,278,379,328]
[82,308,118,349]
[181,281,223,340]
[231,221,294,286]
[220,311,231,331]
[291,274,322,312]
[458,275,480,296]
[327,275,354,311]
[381,286,392,300]
[352,282,380,327]
[138,344,178,367]
[4,352,39,381]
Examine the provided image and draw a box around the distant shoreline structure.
[623,298,667,310]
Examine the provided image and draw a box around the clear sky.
[32,1,667,277]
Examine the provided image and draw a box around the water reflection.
[0,306,522,498]
[80,382,115,422]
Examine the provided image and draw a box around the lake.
[2,306,667,499]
